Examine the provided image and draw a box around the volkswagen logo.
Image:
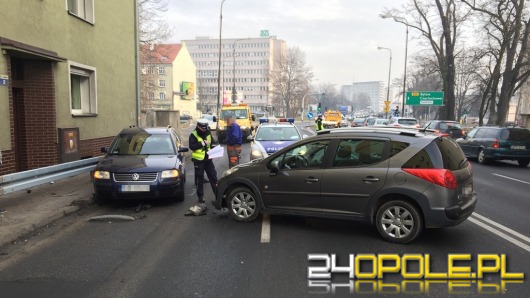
[131,173,140,181]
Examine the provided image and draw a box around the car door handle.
[305,177,319,183]
[362,176,379,182]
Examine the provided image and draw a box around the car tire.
[227,187,260,222]
[375,200,423,244]
[518,159,529,167]
[477,148,488,164]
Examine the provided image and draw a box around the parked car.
[363,117,378,126]
[201,114,217,131]
[372,118,389,127]
[456,126,530,166]
[180,113,193,121]
[92,126,189,202]
[422,120,465,139]
[214,127,477,243]
[386,117,421,128]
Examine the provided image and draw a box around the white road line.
[492,173,530,185]
[261,213,271,243]
[472,213,530,244]
[468,217,530,253]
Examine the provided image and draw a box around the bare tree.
[461,0,530,125]
[269,47,313,117]
[382,0,470,120]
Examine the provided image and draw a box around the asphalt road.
[0,126,528,297]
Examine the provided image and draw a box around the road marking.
[261,213,271,243]
[472,213,530,244]
[492,173,530,185]
[468,216,530,253]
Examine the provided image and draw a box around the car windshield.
[501,128,530,141]
[221,109,248,119]
[109,133,175,155]
[256,126,300,141]
[203,115,214,121]
[439,122,462,130]
[398,119,418,125]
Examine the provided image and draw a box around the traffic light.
[317,103,321,112]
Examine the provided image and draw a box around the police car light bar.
[259,118,295,124]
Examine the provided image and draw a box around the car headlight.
[222,167,239,177]
[251,148,264,159]
[93,170,110,180]
[161,169,179,178]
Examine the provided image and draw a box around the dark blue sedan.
[92,126,189,202]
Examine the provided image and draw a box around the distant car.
[456,126,530,166]
[180,114,192,121]
[422,120,465,139]
[372,118,388,127]
[201,114,217,131]
[386,117,421,128]
[215,127,477,244]
[340,117,349,127]
[248,118,304,161]
[351,117,366,127]
[91,126,189,202]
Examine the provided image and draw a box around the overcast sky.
[168,0,410,89]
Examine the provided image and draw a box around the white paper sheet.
[207,145,224,159]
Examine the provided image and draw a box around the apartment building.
[340,81,390,113]
[0,1,137,175]
[183,35,286,114]
[140,43,198,118]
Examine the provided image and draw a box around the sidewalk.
[0,122,196,249]
[0,173,94,248]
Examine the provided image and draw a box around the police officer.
[189,119,218,204]
[315,113,324,131]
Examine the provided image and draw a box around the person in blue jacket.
[225,116,242,168]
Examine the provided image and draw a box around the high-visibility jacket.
[315,118,323,131]
[191,130,212,161]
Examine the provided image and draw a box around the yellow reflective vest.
[191,130,212,161]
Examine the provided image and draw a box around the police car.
[248,118,304,160]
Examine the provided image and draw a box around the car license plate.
[121,185,149,192]
[511,145,525,150]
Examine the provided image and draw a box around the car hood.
[257,140,296,154]
[96,155,180,172]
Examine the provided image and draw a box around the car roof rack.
[317,127,423,137]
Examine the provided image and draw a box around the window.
[332,139,385,167]
[159,80,166,87]
[70,62,97,115]
[159,92,166,100]
[148,92,155,100]
[270,140,330,170]
[67,0,94,23]
[158,66,165,75]
[147,66,155,74]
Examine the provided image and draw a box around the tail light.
[492,139,500,149]
[402,168,457,189]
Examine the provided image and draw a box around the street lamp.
[302,93,324,122]
[381,14,409,117]
[377,46,392,117]
[217,0,227,119]
[231,38,250,104]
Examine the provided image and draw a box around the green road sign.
[406,91,444,106]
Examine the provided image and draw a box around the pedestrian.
[315,113,324,131]
[189,119,218,204]
[225,116,242,168]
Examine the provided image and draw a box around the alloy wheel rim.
[478,150,484,162]
[380,206,414,238]
[230,192,256,219]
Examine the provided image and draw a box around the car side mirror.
[178,146,189,153]
[213,116,217,122]
[270,160,280,173]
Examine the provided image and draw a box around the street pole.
[217,0,227,120]
[231,38,250,104]
[402,25,408,117]
[378,47,392,117]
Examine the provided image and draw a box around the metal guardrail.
[0,157,100,196]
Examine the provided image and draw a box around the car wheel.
[227,187,260,222]
[477,148,488,164]
[375,200,423,244]
[518,159,529,167]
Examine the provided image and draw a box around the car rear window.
[398,119,418,125]
[402,138,466,170]
[500,128,530,141]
